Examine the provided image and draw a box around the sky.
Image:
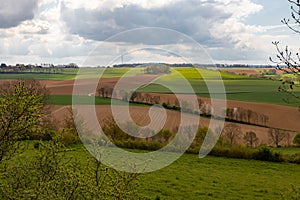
[0,0,299,66]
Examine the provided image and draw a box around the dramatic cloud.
[59,0,272,63]
[61,1,230,45]
[0,0,38,28]
[0,0,299,65]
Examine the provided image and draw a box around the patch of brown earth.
[49,105,296,147]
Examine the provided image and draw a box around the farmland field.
[3,67,300,137]
[0,68,300,106]
[4,67,295,106]
[0,72,76,80]
[2,67,300,133]
[138,68,300,106]
[2,67,300,142]
[2,1,300,199]
[0,67,142,80]
[47,95,145,106]
[1,67,300,200]
[48,104,300,145]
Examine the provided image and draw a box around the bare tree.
[145,93,151,103]
[243,131,259,148]
[270,0,300,103]
[98,87,105,97]
[222,123,242,146]
[286,132,292,147]
[268,128,287,147]
[129,91,138,102]
[294,133,300,146]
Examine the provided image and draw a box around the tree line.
[97,87,270,127]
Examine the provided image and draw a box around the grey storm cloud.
[0,0,38,28]
[61,1,231,46]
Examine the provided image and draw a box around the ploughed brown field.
[42,75,300,146]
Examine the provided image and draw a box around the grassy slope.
[10,144,300,199]
[139,153,300,199]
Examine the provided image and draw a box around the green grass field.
[47,95,144,106]
[8,143,300,199]
[139,153,300,199]
[0,72,76,80]
[0,67,142,80]
[161,67,248,80]
[139,68,300,107]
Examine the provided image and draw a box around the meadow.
[7,143,300,200]
[139,152,300,199]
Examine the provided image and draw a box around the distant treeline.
[113,63,278,68]
[113,63,198,68]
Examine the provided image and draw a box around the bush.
[115,140,163,151]
[293,133,300,147]
[194,145,286,163]
[253,146,283,162]
[58,130,81,146]
[29,129,56,141]
[162,102,169,109]
[34,142,40,149]
[209,145,253,160]
[288,153,300,164]
[43,129,56,141]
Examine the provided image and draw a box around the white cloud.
[0,0,298,65]
[60,0,178,11]
[215,0,263,19]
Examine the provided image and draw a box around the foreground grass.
[7,143,300,199]
[139,154,300,199]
